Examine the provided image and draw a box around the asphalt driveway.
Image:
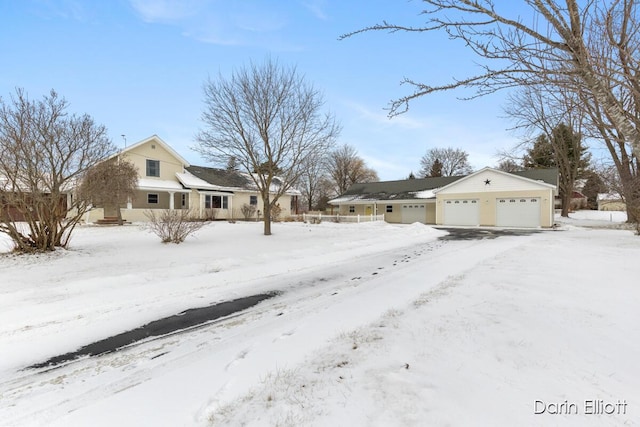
[435,227,543,240]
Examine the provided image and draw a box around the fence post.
[357,214,360,223]
[303,213,306,222]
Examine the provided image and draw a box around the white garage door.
[496,198,541,228]
[401,203,426,224]
[443,199,479,226]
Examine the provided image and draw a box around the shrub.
[144,209,205,244]
[240,203,257,220]
[203,208,219,221]
[271,203,282,221]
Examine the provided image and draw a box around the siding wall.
[121,140,184,181]
[436,170,552,194]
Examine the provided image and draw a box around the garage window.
[386,205,393,213]
[349,205,355,213]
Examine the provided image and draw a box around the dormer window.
[146,160,160,177]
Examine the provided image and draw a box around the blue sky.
[1,0,526,181]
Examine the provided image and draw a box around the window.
[147,193,159,204]
[181,193,187,208]
[146,160,160,177]
[386,205,393,213]
[205,195,229,209]
[250,195,258,206]
[349,205,355,213]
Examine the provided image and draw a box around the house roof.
[185,166,253,190]
[330,167,558,204]
[330,175,462,203]
[597,192,623,201]
[138,178,189,192]
[510,168,559,187]
[182,165,300,195]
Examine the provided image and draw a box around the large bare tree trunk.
[262,193,272,236]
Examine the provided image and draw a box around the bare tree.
[195,58,340,235]
[419,147,472,177]
[506,86,591,216]
[326,144,379,195]
[297,154,331,211]
[0,89,114,252]
[496,159,522,173]
[341,1,640,220]
[78,159,138,225]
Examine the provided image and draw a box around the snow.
[0,212,638,426]
[410,189,437,199]
[137,177,187,191]
[176,171,225,191]
[555,210,628,228]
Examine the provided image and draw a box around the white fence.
[295,213,385,223]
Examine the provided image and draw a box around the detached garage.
[434,168,556,228]
[329,167,557,228]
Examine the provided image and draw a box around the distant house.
[80,135,299,223]
[597,193,626,211]
[330,167,558,228]
[556,190,588,211]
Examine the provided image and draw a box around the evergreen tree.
[429,159,443,177]
[582,172,607,210]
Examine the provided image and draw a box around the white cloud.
[33,0,92,22]
[302,0,328,20]
[128,0,300,49]
[129,0,206,23]
[344,100,430,131]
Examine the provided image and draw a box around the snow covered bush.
[144,209,205,244]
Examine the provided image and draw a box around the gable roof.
[434,167,557,193]
[116,135,190,167]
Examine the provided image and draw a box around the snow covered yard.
[0,215,638,426]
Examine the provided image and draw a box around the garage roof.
[330,167,558,203]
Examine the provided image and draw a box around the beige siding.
[426,203,436,224]
[339,204,373,215]
[436,189,555,227]
[132,190,171,209]
[383,203,402,223]
[190,190,294,220]
[437,170,552,194]
[121,138,184,181]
